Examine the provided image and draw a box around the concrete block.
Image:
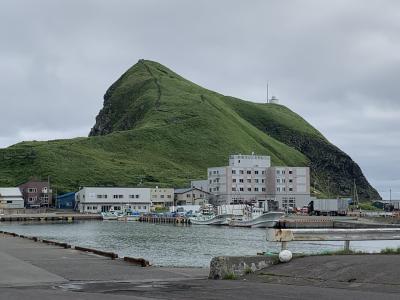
[209,255,278,279]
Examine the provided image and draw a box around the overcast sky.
[1,0,399,199]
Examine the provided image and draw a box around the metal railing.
[266,228,400,251]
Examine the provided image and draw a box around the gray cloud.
[1,0,399,199]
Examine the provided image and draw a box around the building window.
[262,171,265,175]
[247,188,251,192]
[262,179,265,183]
[161,195,165,198]
[255,171,259,175]
[232,187,236,191]
[289,188,293,191]
[113,195,118,199]
[239,187,244,191]
[28,188,37,193]
[247,179,251,183]
[277,187,281,192]
[232,170,236,174]
[277,170,280,175]
[247,170,251,174]
[167,195,171,198]
[262,188,266,192]
[289,179,293,183]
[254,187,259,192]
[289,170,293,174]
[233,178,237,183]
[239,170,244,174]
[277,179,281,183]
[239,179,244,183]
[255,179,259,183]
[186,194,191,198]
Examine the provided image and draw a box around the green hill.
[0,60,380,200]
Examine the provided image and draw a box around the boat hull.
[190,214,232,225]
[229,212,284,228]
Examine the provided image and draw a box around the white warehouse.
[0,188,24,209]
[75,187,151,214]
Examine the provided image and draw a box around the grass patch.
[380,247,400,254]
[223,272,237,280]
[317,249,367,255]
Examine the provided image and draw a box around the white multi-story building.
[266,167,311,209]
[208,154,271,205]
[75,187,151,213]
[207,154,311,209]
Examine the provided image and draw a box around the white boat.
[101,210,120,220]
[228,207,284,228]
[190,213,233,225]
[117,210,141,222]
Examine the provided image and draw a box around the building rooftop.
[0,187,23,197]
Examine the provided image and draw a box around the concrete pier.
[1,232,400,299]
[0,213,101,222]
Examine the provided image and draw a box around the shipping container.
[311,199,348,216]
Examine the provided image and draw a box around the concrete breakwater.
[276,216,399,229]
[0,229,150,267]
[0,213,102,222]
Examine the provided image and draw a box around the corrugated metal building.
[56,192,75,209]
[0,188,25,209]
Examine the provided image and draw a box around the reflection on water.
[1,221,399,267]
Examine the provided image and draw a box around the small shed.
[56,192,75,209]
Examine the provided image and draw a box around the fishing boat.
[190,213,233,225]
[101,209,121,221]
[189,204,232,225]
[228,207,284,228]
[117,208,141,221]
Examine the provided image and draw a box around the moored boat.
[190,213,233,225]
[101,210,120,220]
[228,208,284,228]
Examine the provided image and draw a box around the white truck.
[311,198,349,216]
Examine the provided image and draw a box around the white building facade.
[75,187,151,213]
[0,188,24,209]
[207,154,311,209]
[150,188,174,208]
[266,167,311,209]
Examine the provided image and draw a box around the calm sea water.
[1,221,400,267]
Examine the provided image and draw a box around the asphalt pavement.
[1,233,400,299]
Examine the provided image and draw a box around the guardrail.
[266,228,400,251]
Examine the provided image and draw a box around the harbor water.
[1,220,400,267]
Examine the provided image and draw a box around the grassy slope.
[0,60,308,193]
[223,97,380,200]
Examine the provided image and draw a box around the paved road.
[1,233,400,299]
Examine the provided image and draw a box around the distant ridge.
[0,60,380,200]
